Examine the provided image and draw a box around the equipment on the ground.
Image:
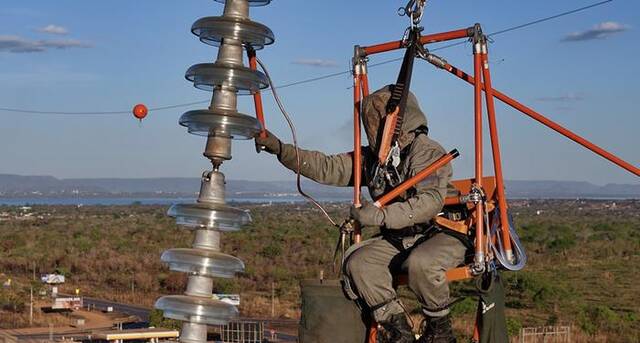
[41,274,65,285]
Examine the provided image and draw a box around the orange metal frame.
[248,49,268,139]
[351,23,639,343]
[248,22,639,343]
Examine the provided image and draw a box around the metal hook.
[398,0,427,27]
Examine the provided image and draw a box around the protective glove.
[255,130,282,155]
[350,201,385,227]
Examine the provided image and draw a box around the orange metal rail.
[362,28,472,56]
[480,42,513,255]
[373,150,459,208]
[438,63,640,177]
[473,39,486,269]
[247,49,267,138]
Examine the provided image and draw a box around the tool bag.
[299,279,368,343]
[476,271,509,343]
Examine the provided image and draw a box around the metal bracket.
[352,45,368,76]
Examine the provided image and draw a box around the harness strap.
[377,28,421,165]
[370,297,400,312]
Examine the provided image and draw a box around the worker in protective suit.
[256,85,466,343]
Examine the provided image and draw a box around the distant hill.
[0,174,638,199]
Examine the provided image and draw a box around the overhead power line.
[0,0,614,116]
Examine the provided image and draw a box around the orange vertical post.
[473,36,486,268]
[480,41,513,256]
[353,68,363,244]
[361,72,370,98]
[248,49,267,138]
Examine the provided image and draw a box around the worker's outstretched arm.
[382,135,452,229]
[256,130,356,187]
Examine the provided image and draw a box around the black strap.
[379,28,421,161]
[413,125,429,137]
[370,297,399,312]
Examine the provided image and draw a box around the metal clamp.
[352,45,369,76]
[461,185,485,204]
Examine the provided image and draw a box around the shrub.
[148,309,181,330]
[577,305,621,336]
[505,317,522,337]
[260,244,281,258]
[451,297,477,316]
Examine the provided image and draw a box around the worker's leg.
[343,238,405,322]
[405,233,466,317]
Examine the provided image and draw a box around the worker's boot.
[417,314,457,343]
[377,313,414,343]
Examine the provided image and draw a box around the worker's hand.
[255,130,282,155]
[350,201,384,227]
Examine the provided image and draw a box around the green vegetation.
[148,309,181,330]
[0,200,638,341]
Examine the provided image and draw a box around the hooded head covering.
[361,85,428,152]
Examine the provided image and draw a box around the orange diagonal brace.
[374,150,460,208]
[441,63,640,177]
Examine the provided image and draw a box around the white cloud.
[563,21,629,42]
[0,35,92,53]
[292,58,339,68]
[37,24,69,35]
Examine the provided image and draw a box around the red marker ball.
[133,104,148,120]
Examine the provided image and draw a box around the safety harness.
[373,27,424,189]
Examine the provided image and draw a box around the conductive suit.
[257,85,466,327]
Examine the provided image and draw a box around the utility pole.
[271,282,275,318]
[32,261,36,281]
[29,286,33,326]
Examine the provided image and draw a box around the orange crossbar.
[362,28,472,56]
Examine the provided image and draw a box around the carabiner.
[398,0,427,27]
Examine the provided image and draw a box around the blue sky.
[0,0,637,186]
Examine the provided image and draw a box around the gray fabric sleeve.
[277,143,355,187]
[382,136,452,230]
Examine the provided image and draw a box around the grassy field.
[0,200,638,341]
